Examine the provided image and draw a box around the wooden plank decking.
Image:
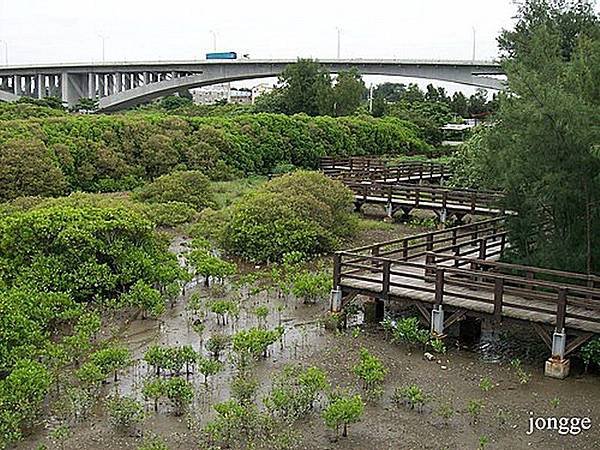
[339,262,600,334]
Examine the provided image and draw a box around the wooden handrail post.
[371,246,380,272]
[435,268,445,305]
[425,252,435,278]
[402,239,409,261]
[333,253,342,287]
[479,238,487,260]
[556,288,567,333]
[426,234,434,252]
[382,260,391,299]
[493,278,504,321]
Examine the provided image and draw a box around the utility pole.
[472,27,476,62]
[368,84,374,114]
[336,27,341,59]
[0,40,7,65]
[210,30,217,51]
[97,34,107,62]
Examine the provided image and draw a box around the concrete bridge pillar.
[88,73,96,98]
[37,74,45,99]
[13,75,20,95]
[97,75,105,97]
[61,72,88,106]
[51,75,61,98]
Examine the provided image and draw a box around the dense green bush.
[0,360,52,447]
[0,101,66,120]
[133,170,215,211]
[223,171,356,262]
[0,138,68,201]
[0,206,185,302]
[0,192,197,227]
[0,112,428,200]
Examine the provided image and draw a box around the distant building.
[251,83,275,103]
[191,84,253,105]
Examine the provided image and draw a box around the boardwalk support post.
[431,305,444,336]
[545,330,570,379]
[432,268,445,336]
[331,253,343,313]
[330,289,343,313]
[386,202,393,218]
[545,288,570,379]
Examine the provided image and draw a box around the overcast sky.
[1,1,595,94]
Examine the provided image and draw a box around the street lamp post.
[472,27,477,62]
[336,27,341,59]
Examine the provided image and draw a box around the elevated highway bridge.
[0,59,505,111]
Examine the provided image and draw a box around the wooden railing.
[333,223,600,331]
[427,254,600,329]
[348,182,505,215]
[319,157,451,183]
[343,217,507,262]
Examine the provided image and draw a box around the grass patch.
[356,218,395,232]
[211,176,268,209]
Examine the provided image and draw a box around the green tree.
[106,395,145,434]
[160,95,193,110]
[373,82,407,102]
[188,250,236,287]
[72,98,98,113]
[0,360,51,448]
[498,0,600,61]
[322,393,364,439]
[450,92,469,117]
[279,59,333,116]
[333,69,366,116]
[89,346,131,382]
[142,378,165,412]
[352,348,388,399]
[197,356,224,385]
[371,95,387,117]
[457,1,600,273]
[163,378,194,416]
[467,89,491,117]
[0,206,186,303]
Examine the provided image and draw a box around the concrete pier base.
[431,305,444,335]
[545,358,570,379]
[330,289,343,312]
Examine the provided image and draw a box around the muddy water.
[16,233,600,450]
[113,235,329,423]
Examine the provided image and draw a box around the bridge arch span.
[99,61,504,111]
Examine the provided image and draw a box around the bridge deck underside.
[357,194,503,216]
[340,262,600,334]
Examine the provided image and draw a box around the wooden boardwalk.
[319,157,505,220]
[331,218,600,363]
[320,157,451,184]
[349,182,506,219]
